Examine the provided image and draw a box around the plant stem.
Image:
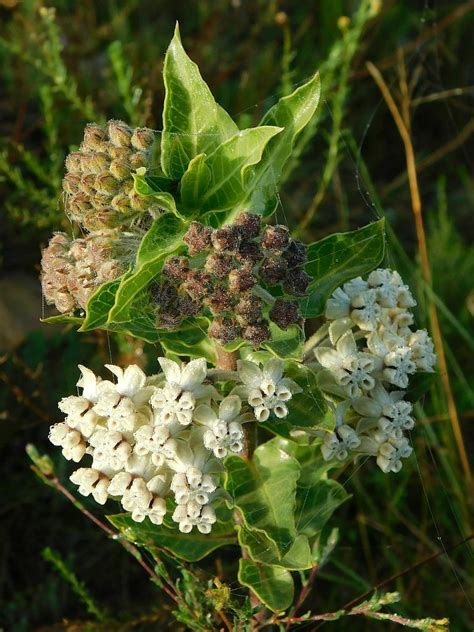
[215,345,238,371]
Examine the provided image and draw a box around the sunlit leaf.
[301,219,386,317]
[161,23,238,179]
[238,559,294,612]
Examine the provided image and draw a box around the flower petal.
[180,358,207,390]
[219,395,241,422]
[263,358,284,384]
[158,358,181,384]
[237,360,262,388]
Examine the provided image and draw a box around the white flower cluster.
[314,269,436,473]
[49,356,299,532]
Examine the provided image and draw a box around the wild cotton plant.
[34,24,446,631]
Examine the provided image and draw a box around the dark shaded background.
[0,1,473,629]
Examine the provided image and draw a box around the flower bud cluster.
[153,212,309,347]
[312,269,436,473]
[49,356,299,533]
[41,231,124,313]
[63,120,158,231]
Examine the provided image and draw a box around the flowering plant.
[35,25,442,629]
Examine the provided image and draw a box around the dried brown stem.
[366,59,473,498]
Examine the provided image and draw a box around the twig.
[366,58,473,497]
[286,564,321,629]
[41,471,179,604]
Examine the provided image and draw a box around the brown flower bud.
[162,256,190,283]
[183,222,212,255]
[283,269,311,296]
[269,298,301,330]
[205,286,233,315]
[95,173,120,195]
[152,282,179,311]
[88,152,110,174]
[178,295,200,318]
[111,193,132,213]
[63,173,81,195]
[235,212,261,239]
[65,152,83,173]
[211,226,240,253]
[204,252,233,278]
[183,271,214,300]
[235,292,263,324]
[81,174,97,195]
[208,317,241,345]
[156,312,183,329]
[129,151,148,170]
[129,190,149,211]
[283,240,307,267]
[235,240,262,265]
[131,127,155,151]
[108,145,132,161]
[259,255,287,285]
[108,120,132,147]
[242,320,270,348]
[261,225,290,251]
[228,264,256,292]
[110,159,131,180]
[82,123,107,151]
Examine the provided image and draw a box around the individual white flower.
[133,423,176,465]
[325,277,369,321]
[407,329,436,372]
[315,332,376,398]
[92,364,152,432]
[235,358,301,422]
[375,435,413,473]
[49,422,86,462]
[194,396,245,458]
[172,502,217,534]
[320,424,361,462]
[89,429,132,471]
[382,346,416,388]
[150,358,217,426]
[121,477,153,520]
[70,468,110,504]
[170,470,217,506]
[350,289,382,331]
[353,382,414,438]
[368,268,416,309]
[58,365,104,437]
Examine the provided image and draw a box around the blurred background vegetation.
[0,0,473,629]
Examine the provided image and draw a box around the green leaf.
[108,214,186,324]
[238,525,313,570]
[180,153,212,212]
[196,126,283,214]
[225,438,300,556]
[108,507,236,562]
[233,72,321,218]
[161,23,238,179]
[274,439,350,538]
[302,220,386,318]
[80,277,125,332]
[133,174,180,216]
[41,314,84,325]
[159,318,216,363]
[264,363,329,439]
[262,323,304,361]
[238,559,294,612]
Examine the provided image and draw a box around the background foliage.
[0,0,473,629]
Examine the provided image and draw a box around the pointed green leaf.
[80,277,125,331]
[159,318,216,363]
[108,506,236,562]
[161,24,238,179]
[230,72,321,219]
[302,219,386,318]
[41,314,84,326]
[133,174,180,216]
[180,153,212,211]
[108,214,186,324]
[238,525,313,570]
[198,126,283,213]
[224,438,300,556]
[238,559,294,612]
[262,323,304,361]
